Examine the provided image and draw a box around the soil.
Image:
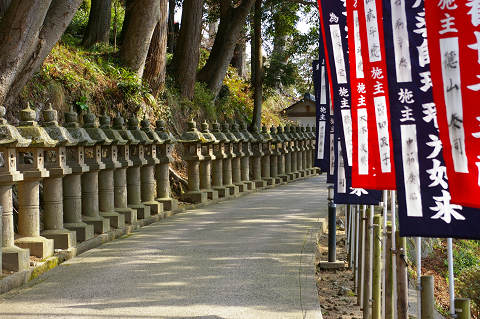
[315,230,363,319]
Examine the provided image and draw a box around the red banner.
[355,0,397,190]
[425,1,480,207]
[346,0,383,189]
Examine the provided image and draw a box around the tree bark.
[119,0,160,79]
[172,0,204,99]
[250,0,262,131]
[0,0,11,19]
[82,0,112,48]
[197,0,255,97]
[230,29,247,78]
[167,0,176,53]
[119,0,134,44]
[143,0,168,97]
[0,0,82,107]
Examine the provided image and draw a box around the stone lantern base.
[142,201,164,218]
[213,186,229,199]
[2,246,30,272]
[279,175,289,183]
[273,177,283,185]
[128,204,151,220]
[15,236,54,259]
[64,222,94,243]
[204,189,219,201]
[41,229,77,250]
[100,211,126,229]
[264,177,275,187]
[156,197,178,213]
[115,207,137,224]
[225,184,239,197]
[254,180,267,189]
[243,181,255,191]
[83,216,110,234]
[182,190,207,204]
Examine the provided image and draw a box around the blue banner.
[313,59,330,173]
[383,0,480,239]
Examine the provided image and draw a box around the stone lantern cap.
[211,121,229,143]
[230,122,247,142]
[155,120,176,144]
[200,121,218,144]
[261,125,272,142]
[63,107,96,146]
[249,126,266,143]
[269,126,280,143]
[83,111,113,145]
[128,116,154,145]
[239,122,256,143]
[42,103,78,147]
[299,126,307,140]
[141,117,164,144]
[100,113,128,145]
[221,122,238,143]
[16,103,58,148]
[276,126,288,142]
[178,120,206,144]
[306,125,315,139]
[113,115,140,145]
[0,106,31,148]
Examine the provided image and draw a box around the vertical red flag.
[425,0,480,208]
[347,0,382,189]
[356,0,397,190]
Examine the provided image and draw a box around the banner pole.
[391,191,397,319]
[416,237,422,319]
[382,190,388,319]
[447,238,455,317]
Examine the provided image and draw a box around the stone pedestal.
[199,122,218,200]
[63,174,94,242]
[82,171,110,233]
[99,168,125,228]
[127,166,151,219]
[141,165,164,215]
[113,167,137,224]
[239,123,255,191]
[211,122,229,198]
[184,160,207,203]
[221,123,240,196]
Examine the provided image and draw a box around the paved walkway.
[0,176,327,319]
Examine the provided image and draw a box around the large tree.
[172,0,204,99]
[0,0,82,107]
[230,28,247,78]
[82,0,112,48]
[119,0,160,79]
[0,0,11,19]
[143,0,168,97]
[167,0,176,53]
[197,0,256,97]
[250,0,263,130]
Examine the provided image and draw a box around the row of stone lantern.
[178,120,317,204]
[1,104,178,273]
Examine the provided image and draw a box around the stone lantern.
[288,125,300,179]
[296,126,306,177]
[260,125,274,186]
[283,126,296,181]
[179,120,207,203]
[300,126,309,177]
[0,106,30,271]
[62,108,95,242]
[154,120,178,213]
[81,112,115,233]
[221,123,239,197]
[239,122,255,191]
[230,122,247,193]
[41,104,77,249]
[276,126,289,183]
[304,125,314,175]
[199,121,218,201]
[249,126,267,189]
[139,117,164,216]
[210,122,229,198]
[15,104,56,259]
[269,126,282,185]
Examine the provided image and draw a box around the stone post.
[154,120,178,212]
[301,126,310,176]
[41,104,77,249]
[230,122,247,193]
[260,126,274,186]
[295,127,305,177]
[81,112,112,233]
[112,115,140,223]
[179,120,207,203]
[287,126,299,179]
[0,106,30,271]
[199,121,218,201]
[276,126,288,183]
[221,123,239,196]
[139,118,164,216]
[15,104,55,258]
[250,126,267,189]
[239,122,255,191]
[211,122,229,198]
[269,126,282,185]
[306,125,316,175]
[283,126,293,181]
[63,108,95,242]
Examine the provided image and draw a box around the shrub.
[456,265,480,318]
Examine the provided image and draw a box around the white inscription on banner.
[401,124,423,217]
[390,0,412,82]
[320,64,327,104]
[317,120,326,159]
[329,24,348,84]
[358,108,369,175]
[374,96,392,173]
[329,132,335,175]
[439,37,468,173]
[341,109,353,166]
[363,0,382,62]
[337,141,347,193]
[353,10,365,79]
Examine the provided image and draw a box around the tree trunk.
[119,0,134,44]
[172,0,204,99]
[143,0,168,97]
[167,0,176,53]
[0,0,11,19]
[230,29,246,78]
[250,0,262,131]
[197,0,255,97]
[82,0,112,47]
[0,0,82,107]
[119,0,160,79]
